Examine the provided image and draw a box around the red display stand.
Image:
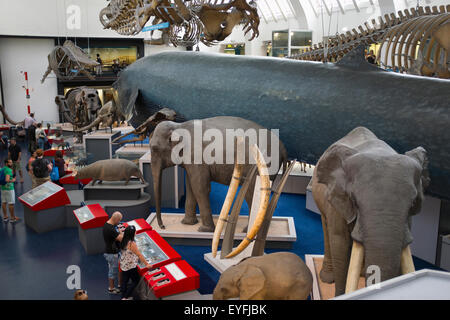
[73,204,109,230]
[135,230,182,276]
[59,173,92,186]
[19,181,70,211]
[0,124,10,131]
[122,219,152,234]
[144,260,200,298]
[44,148,67,157]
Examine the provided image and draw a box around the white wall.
[0,0,144,39]
[0,38,58,124]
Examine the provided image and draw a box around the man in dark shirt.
[8,138,23,183]
[103,211,124,294]
[27,123,37,153]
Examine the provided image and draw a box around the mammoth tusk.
[225,144,271,259]
[400,245,415,275]
[211,137,244,258]
[345,241,364,294]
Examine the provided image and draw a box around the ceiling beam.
[274,0,288,22]
[256,1,269,24]
[321,0,331,16]
[336,0,346,14]
[264,0,278,23]
[352,0,361,12]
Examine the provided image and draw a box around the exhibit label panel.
[19,181,70,211]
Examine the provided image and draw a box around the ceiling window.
[305,0,375,14]
[257,0,296,22]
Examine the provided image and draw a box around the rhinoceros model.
[74,159,145,185]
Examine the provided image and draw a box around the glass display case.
[272,29,312,57]
[20,182,63,207]
[73,206,95,224]
[135,232,169,267]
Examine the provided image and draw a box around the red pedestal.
[19,181,70,211]
[59,173,92,186]
[135,230,182,276]
[144,260,200,298]
[0,124,10,132]
[43,149,66,157]
[73,204,109,230]
[122,219,152,234]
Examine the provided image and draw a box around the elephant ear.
[405,147,430,216]
[316,143,357,224]
[236,265,265,300]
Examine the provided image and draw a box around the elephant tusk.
[225,144,271,259]
[211,137,245,258]
[400,245,415,275]
[345,241,364,294]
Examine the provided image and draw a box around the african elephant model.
[311,127,429,297]
[150,116,288,232]
[213,252,313,300]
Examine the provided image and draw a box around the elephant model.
[213,252,313,300]
[76,99,125,133]
[311,127,429,296]
[150,116,288,232]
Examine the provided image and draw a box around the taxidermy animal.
[73,159,145,185]
[311,127,428,297]
[213,252,313,300]
[112,48,450,201]
[41,40,98,83]
[150,116,288,232]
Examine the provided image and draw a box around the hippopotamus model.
[74,159,145,185]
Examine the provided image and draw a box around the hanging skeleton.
[289,5,450,79]
[41,40,99,83]
[99,0,259,47]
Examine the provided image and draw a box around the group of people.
[1,113,69,223]
[103,212,151,300]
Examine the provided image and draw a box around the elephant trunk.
[151,159,165,229]
[346,210,414,294]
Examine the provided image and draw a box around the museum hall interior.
[0,0,449,303]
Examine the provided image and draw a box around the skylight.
[257,0,296,22]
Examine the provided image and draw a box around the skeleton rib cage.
[289,5,450,79]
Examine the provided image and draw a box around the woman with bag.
[51,151,66,186]
[119,226,151,300]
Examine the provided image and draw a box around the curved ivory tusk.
[400,245,415,275]
[211,137,244,258]
[225,145,271,259]
[345,241,364,294]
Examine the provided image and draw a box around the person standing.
[119,226,151,300]
[103,212,124,294]
[367,50,376,64]
[52,150,67,186]
[1,159,19,223]
[30,149,52,188]
[96,54,103,75]
[27,150,37,176]
[27,123,37,153]
[8,137,24,183]
[35,123,46,150]
[24,112,38,131]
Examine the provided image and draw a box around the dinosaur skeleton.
[41,40,99,84]
[99,0,259,46]
[289,5,450,79]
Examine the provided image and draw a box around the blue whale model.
[113,48,450,200]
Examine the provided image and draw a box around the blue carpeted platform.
[0,141,443,300]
